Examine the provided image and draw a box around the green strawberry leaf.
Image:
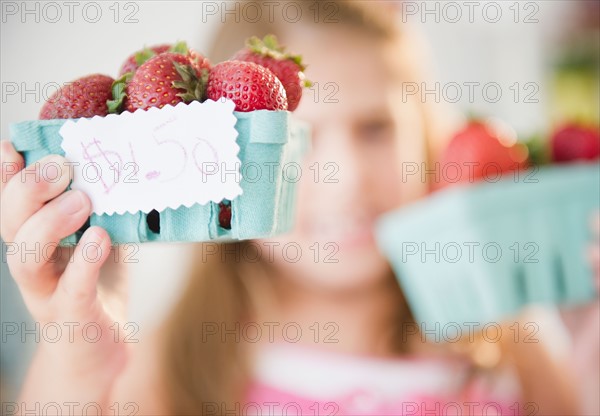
[246,36,269,54]
[522,134,550,166]
[170,41,189,55]
[134,48,156,66]
[245,34,307,71]
[173,62,207,103]
[290,55,303,67]
[107,72,133,114]
[262,34,283,53]
[299,72,313,88]
[197,68,209,102]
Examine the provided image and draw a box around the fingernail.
[59,190,85,215]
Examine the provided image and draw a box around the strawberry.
[218,200,232,229]
[207,61,288,112]
[39,74,114,119]
[120,52,208,112]
[233,35,308,111]
[437,120,528,189]
[551,123,600,163]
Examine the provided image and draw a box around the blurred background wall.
[1,0,598,402]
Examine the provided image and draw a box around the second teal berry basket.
[375,163,600,338]
[10,110,310,245]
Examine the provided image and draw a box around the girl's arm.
[1,140,129,413]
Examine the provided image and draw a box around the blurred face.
[264,25,427,291]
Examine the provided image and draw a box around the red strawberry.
[551,123,600,163]
[233,35,308,111]
[39,74,114,119]
[437,120,528,189]
[207,61,288,112]
[118,44,172,76]
[123,52,208,112]
[218,201,232,229]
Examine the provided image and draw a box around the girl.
[1,1,597,415]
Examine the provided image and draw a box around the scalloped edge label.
[59,100,242,215]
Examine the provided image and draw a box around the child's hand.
[0,139,127,409]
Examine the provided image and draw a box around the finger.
[57,226,112,311]
[0,140,25,193]
[7,190,91,298]
[0,154,72,241]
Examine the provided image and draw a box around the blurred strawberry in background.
[551,123,600,163]
[436,119,529,190]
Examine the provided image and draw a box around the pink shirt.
[244,344,522,416]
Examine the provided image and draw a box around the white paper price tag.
[60,100,242,215]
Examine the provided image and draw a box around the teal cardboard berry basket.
[10,111,310,245]
[375,163,599,337]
